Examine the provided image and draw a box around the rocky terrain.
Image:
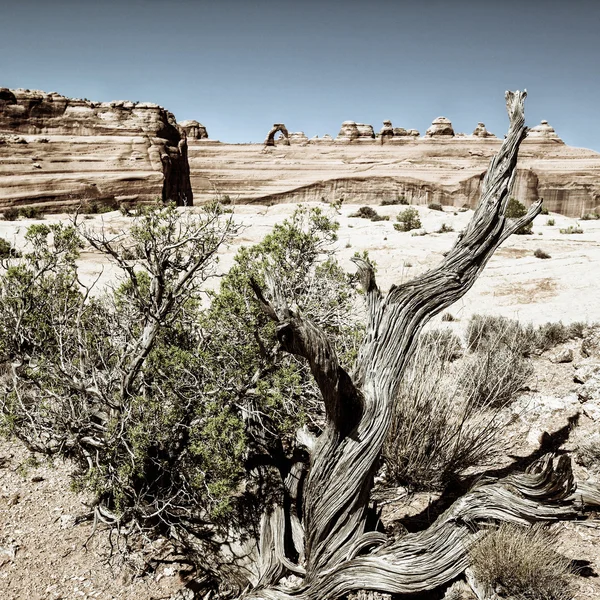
[1,203,600,599]
[1,88,600,217]
[0,88,193,212]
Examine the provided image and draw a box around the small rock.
[578,378,600,403]
[59,514,76,529]
[8,493,20,506]
[574,363,600,384]
[31,475,44,482]
[553,348,574,363]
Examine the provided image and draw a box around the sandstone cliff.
[0,88,193,211]
[186,135,600,217]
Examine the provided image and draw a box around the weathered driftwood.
[243,92,585,600]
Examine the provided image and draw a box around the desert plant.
[395,206,422,231]
[18,206,43,219]
[547,217,556,226]
[428,202,443,211]
[441,311,457,322]
[461,343,533,407]
[384,331,509,490]
[534,248,551,259]
[437,223,454,233]
[469,523,573,600]
[2,207,19,221]
[560,224,583,234]
[349,206,388,221]
[466,314,538,356]
[0,237,18,258]
[506,197,532,234]
[580,211,599,220]
[381,196,408,206]
[540,205,550,215]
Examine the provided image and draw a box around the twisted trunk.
[241,92,591,599]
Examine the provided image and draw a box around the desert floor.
[1,202,600,600]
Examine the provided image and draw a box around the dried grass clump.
[384,331,509,490]
[470,524,573,600]
[466,314,538,356]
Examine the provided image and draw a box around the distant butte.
[1,88,598,217]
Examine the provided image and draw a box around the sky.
[1,0,599,149]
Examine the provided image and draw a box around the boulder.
[581,328,600,358]
[552,348,574,363]
[426,116,455,137]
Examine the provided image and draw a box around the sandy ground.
[1,202,600,598]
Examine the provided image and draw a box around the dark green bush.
[395,207,422,232]
[428,202,443,211]
[506,197,532,234]
[349,206,388,221]
[2,207,19,221]
[534,248,551,259]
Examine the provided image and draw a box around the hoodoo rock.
[472,122,496,138]
[0,88,193,211]
[426,116,455,137]
[528,120,563,142]
[178,120,208,140]
[336,121,375,142]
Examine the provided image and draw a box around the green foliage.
[0,237,18,258]
[349,206,388,221]
[436,223,454,233]
[2,208,19,221]
[381,196,408,206]
[506,197,532,234]
[546,218,555,226]
[395,207,422,232]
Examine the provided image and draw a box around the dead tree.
[243,91,594,599]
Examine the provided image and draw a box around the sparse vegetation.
[580,211,600,220]
[436,222,454,233]
[441,311,457,322]
[540,206,550,215]
[349,205,389,221]
[534,248,551,259]
[560,224,584,234]
[394,206,422,232]
[470,524,573,600]
[381,195,408,206]
[0,237,19,258]
[547,217,556,226]
[575,433,600,472]
[428,202,443,211]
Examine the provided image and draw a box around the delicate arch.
[264,123,290,147]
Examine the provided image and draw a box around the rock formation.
[178,120,208,140]
[289,132,309,144]
[336,121,375,142]
[528,120,563,142]
[263,123,290,147]
[0,88,193,211]
[426,117,455,137]
[472,122,495,138]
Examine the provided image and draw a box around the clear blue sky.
[1,0,599,149]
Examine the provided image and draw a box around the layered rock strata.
[0,88,193,211]
[426,116,455,137]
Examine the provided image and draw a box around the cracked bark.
[242,92,593,600]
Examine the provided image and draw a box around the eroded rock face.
[426,117,455,137]
[0,88,193,210]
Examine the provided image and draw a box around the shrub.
[384,331,509,491]
[506,197,532,234]
[461,344,533,407]
[534,248,551,259]
[546,218,555,226]
[560,224,583,234]
[381,196,408,206]
[466,314,538,357]
[2,207,19,221]
[349,206,388,221]
[436,223,454,233]
[540,206,550,215]
[580,211,599,220]
[0,238,19,258]
[428,202,443,211]
[470,524,573,600]
[441,312,457,322]
[396,207,422,232]
[18,206,43,219]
